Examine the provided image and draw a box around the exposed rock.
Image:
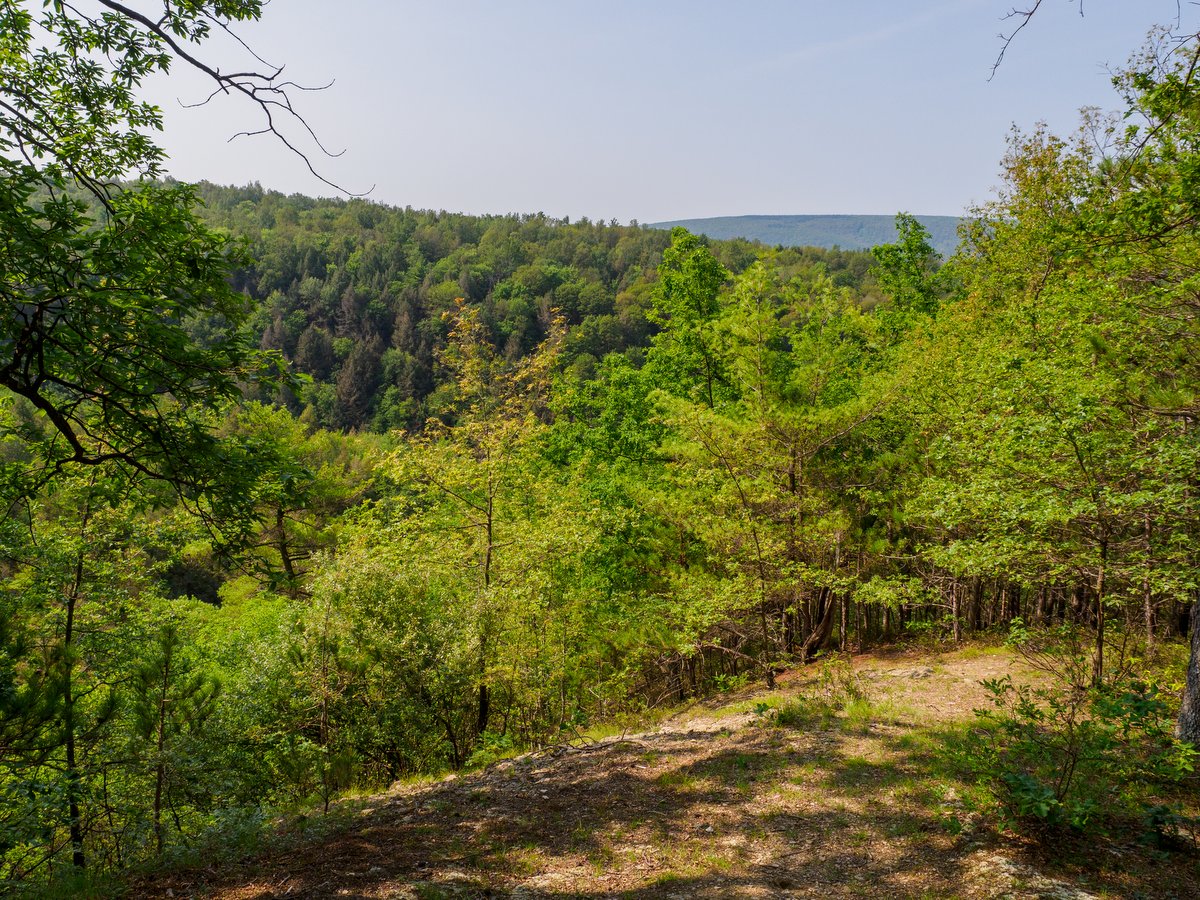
[967,852,1101,899]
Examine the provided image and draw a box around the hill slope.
[648,214,961,258]
[136,648,1192,899]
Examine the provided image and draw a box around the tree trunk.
[951,581,961,644]
[153,638,173,855]
[1142,513,1155,648]
[800,588,837,662]
[840,596,848,651]
[478,492,494,735]
[275,505,299,597]
[65,525,89,869]
[1092,539,1108,687]
[64,593,85,869]
[1177,598,1200,746]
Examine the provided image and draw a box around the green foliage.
[129,623,222,851]
[0,1,282,176]
[7,11,1200,887]
[185,186,887,434]
[773,659,871,729]
[0,1,295,523]
[870,212,951,334]
[466,732,516,769]
[965,663,1196,834]
[646,228,731,409]
[0,173,289,516]
[0,4,329,883]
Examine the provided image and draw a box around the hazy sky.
[143,1,1198,223]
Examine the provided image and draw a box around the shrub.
[903,615,958,648]
[966,672,1196,834]
[466,731,516,769]
[773,658,871,729]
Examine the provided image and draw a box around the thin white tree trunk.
[1177,599,1200,746]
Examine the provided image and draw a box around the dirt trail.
[138,648,1198,899]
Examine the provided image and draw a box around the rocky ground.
[136,647,1199,899]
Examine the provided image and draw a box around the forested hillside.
[188,183,881,432]
[2,3,1200,895]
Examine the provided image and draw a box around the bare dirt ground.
[136,647,1200,899]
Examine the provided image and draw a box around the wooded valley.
[1,2,1199,895]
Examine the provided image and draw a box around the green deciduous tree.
[908,33,1200,730]
[647,228,731,409]
[0,1,339,882]
[0,0,330,513]
[870,212,953,337]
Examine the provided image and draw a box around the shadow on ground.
[136,657,1200,899]
[138,718,991,899]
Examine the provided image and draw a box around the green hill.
[649,214,961,258]
[183,183,880,434]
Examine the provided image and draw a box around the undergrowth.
[957,624,1199,843]
[763,657,878,730]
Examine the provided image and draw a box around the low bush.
[963,626,1197,838]
[772,658,872,729]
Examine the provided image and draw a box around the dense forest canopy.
[1,1,1199,892]
[184,182,882,433]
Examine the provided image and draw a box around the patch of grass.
[655,769,701,791]
[18,870,123,900]
[708,694,788,721]
[492,843,547,877]
[772,658,881,731]
[893,781,938,807]
[571,697,687,743]
[774,697,827,729]
[690,750,788,794]
[842,697,914,731]
[890,724,974,775]
[827,810,852,830]
[790,760,818,779]
[825,755,906,798]
[588,844,617,875]
[659,841,737,876]
[885,818,925,837]
[841,754,881,773]
[774,693,914,734]
[414,884,468,900]
[954,642,1008,660]
[572,719,643,744]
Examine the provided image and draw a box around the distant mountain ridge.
[648,214,962,258]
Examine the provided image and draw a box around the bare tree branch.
[93,0,369,195]
[991,0,1048,80]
